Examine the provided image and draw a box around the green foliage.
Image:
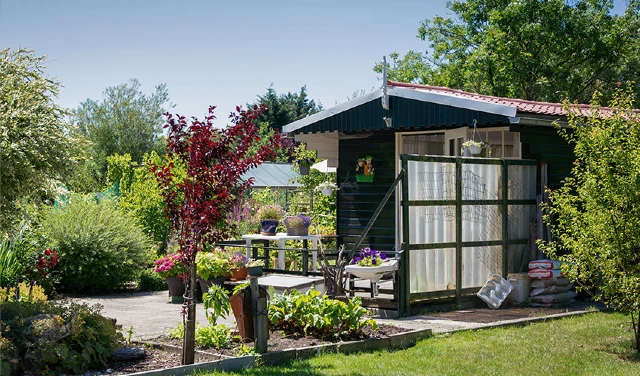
[234,343,255,357]
[195,250,231,280]
[74,78,171,181]
[195,324,232,349]
[374,0,640,105]
[540,87,640,351]
[0,300,122,376]
[248,86,322,130]
[40,195,150,293]
[167,321,184,340]
[202,285,231,325]
[136,268,167,292]
[268,289,377,339]
[0,49,80,231]
[232,282,250,297]
[106,152,172,247]
[0,236,21,288]
[0,281,48,302]
[255,204,284,220]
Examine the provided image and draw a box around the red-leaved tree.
[151,104,281,364]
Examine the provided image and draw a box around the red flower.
[44,249,51,256]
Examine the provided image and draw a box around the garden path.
[73,291,236,340]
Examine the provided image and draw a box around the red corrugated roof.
[388,80,630,117]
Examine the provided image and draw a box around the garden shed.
[283,80,577,313]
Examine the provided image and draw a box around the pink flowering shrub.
[153,253,187,278]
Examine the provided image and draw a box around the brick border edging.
[125,328,433,376]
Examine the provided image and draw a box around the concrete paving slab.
[70,291,236,340]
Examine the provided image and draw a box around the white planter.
[466,145,482,155]
[344,259,399,283]
[320,188,334,196]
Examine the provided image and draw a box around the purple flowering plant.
[229,252,248,269]
[282,214,312,229]
[154,253,188,278]
[351,247,387,266]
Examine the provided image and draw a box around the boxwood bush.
[40,195,150,293]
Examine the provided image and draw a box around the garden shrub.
[268,288,377,339]
[0,300,122,375]
[136,268,167,292]
[40,195,150,293]
[0,281,48,302]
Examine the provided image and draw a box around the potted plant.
[246,259,265,277]
[229,252,248,281]
[282,214,312,236]
[462,140,487,155]
[315,181,338,196]
[256,204,284,236]
[196,248,231,293]
[344,247,399,296]
[297,157,315,175]
[153,253,188,302]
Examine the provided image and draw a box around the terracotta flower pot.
[230,292,252,342]
[231,267,248,281]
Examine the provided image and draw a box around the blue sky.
[0,0,630,123]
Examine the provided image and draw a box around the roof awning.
[283,87,517,135]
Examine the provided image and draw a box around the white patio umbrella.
[311,159,336,173]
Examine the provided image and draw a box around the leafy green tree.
[0,49,80,233]
[540,87,640,352]
[375,0,640,104]
[106,152,172,249]
[73,78,171,184]
[248,85,322,130]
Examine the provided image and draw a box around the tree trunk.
[632,310,640,353]
[182,262,196,364]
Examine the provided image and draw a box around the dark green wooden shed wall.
[337,131,397,253]
[510,124,574,190]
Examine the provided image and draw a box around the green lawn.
[197,312,640,376]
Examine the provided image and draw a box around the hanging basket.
[467,145,482,155]
[320,188,334,196]
[299,165,310,175]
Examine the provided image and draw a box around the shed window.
[402,133,445,155]
[467,129,520,158]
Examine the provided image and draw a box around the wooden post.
[250,277,268,353]
[182,262,196,365]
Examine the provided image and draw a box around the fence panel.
[402,155,537,304]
